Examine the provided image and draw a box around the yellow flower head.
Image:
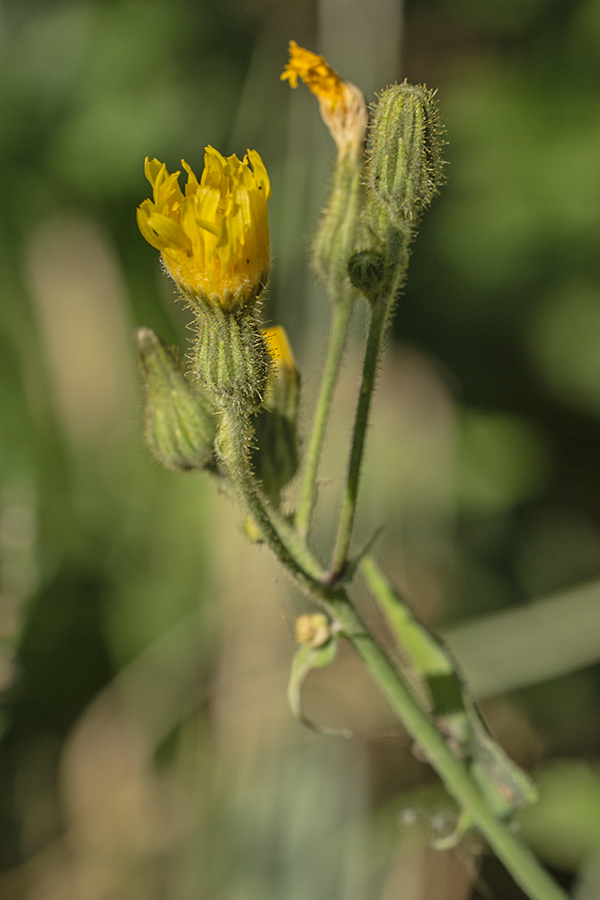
[281,41,367,157]
[281,40,345,113]
[137,146,271,308]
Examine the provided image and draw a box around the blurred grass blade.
[443,580,600,699]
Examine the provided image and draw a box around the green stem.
[325,594,568,900]
[218,406,325,589]
[295,302,353,539]
[329,298,389,579]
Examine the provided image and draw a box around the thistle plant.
[135,42,569,900]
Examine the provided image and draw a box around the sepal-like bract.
[193,301,272,409]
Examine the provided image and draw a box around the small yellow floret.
[263,326,295,372]
[137,147,271,307]
[281,40,345,113]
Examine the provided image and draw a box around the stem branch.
[218,405,568,900]
[325,595,568,900]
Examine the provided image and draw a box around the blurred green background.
[1,0,600,898]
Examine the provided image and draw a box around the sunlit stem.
[329,297,389,580]
[295,302,353,539]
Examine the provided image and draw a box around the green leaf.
[361,556,537,823]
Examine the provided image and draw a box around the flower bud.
[368,82,444,223]
[347,209,411,303]
[295,613,332,648]
[251,326,301,502]
[135,327,217,472]
[262,327,300,421]
[347,249,386,299]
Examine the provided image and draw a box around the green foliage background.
[1,0,600,898]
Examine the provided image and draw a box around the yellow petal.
[146,212,192,253]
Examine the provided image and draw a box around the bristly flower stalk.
[282,41,369,537]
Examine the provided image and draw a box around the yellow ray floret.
[281,40,345,113]
[137,147,271,306]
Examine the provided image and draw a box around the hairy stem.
[329,298,389,579]
[217,406,325,589]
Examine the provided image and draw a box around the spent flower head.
[137,147,271,309]
[282,41,367,158]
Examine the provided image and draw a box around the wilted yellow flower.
[137,147,271,308]
[281,41,345,112]
[281,41,367,157]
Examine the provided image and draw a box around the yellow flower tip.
[281,41,367,157]
[137,147,271,307]
[263,326,295,371]
[281,40,345,113]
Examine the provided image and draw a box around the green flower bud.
[251,327,301,502]
[347,249,386,298]
[348,209,412,303]
[135,327,217,472]
[192,301,272,409]
[368,82,444,223]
